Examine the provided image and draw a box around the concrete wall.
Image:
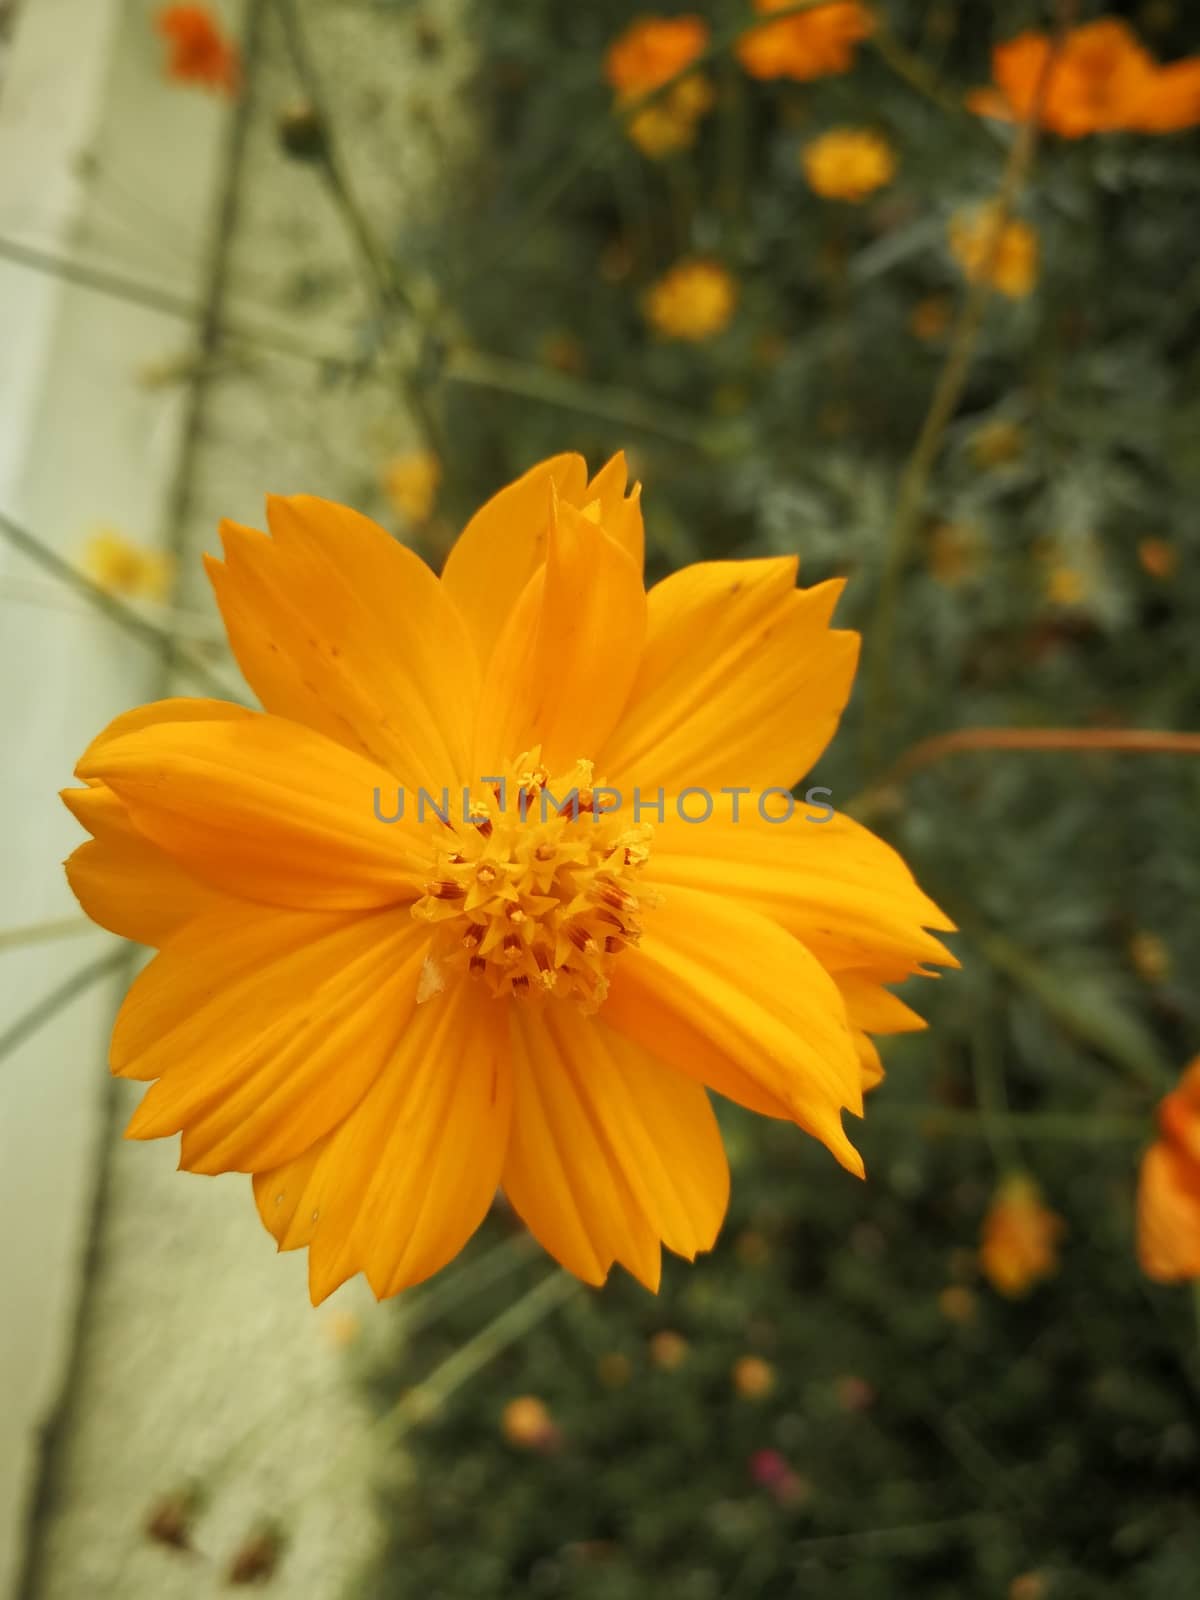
[0,2,473,1594]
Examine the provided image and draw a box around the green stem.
[371,1269,580,1447]
[870,1105,1148,1142]
[860,4,1075,776]
[975,929,1173,1093]
[0,233,350,369]
[0,917,97,954]
[472,0,854,281]
[968,975,1021,1169]
[270,0,447,457]
[0,950,130,1070]
[0,508,246,703]
[444,347,732,451]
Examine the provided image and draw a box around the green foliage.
[355,3,1200,1595]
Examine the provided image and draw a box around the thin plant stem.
[869,1105,1147,1142]
[0,917,97,954]
[975,929,1173,1093]
[868,21,965,118]
[0,949,129,1070]
[861,1,1078,775]
[443,347,732,450]
[194,1232,541,1493]
[291,1269,580,1510]
[270,0,447,457]
[0,508,246,703]
[271,0,404,316]
[0,233,350,369]
[371,1268,580,1447]
[969,981,1022,1171]
[854,726,1200,814]
[472,0,852,281]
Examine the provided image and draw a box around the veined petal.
[649,802,956,977]
[502,1004,728,1290]
[78,713,430,911]
[441,453,588,667]
[117,903,430,1174]
[206,496,479,790]
[599,559,859,793]
[62,783,225,946]
[602,885,864,1174]
[281,976,512,1303]
[474,491,646,774]
[78,695,254,764]
[1137,1141,1200,1283]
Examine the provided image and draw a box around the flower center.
[412,753,654,1013]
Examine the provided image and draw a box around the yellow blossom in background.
[649,1330,689,1370]
[1128,930,1170,984]
[980,1174,1065,1297]
[62,453,954,1300]
[1044,564,1089,608]
[736,1228,770,1265]
[605,15,713,157]
[644,258,738,341]
[970,419,1025,469]
[733,1355,775,1398]
[1137,537,1176,580]
[502,1395,558,1450]
[927,521,984,588]
[801,127,895,202]
[597,1351,633,1388]
[81,528,174,601]
[910,294,952,341]
[948,205,1039,299]
[938,1285,978,1324]
[1138,1057,1200,1282]
[382,449,441,525]
[322,1309,360,1348]
[540,332,587,375]
[738,0,874,83]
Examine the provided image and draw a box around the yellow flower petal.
[118,903,430,1175]
[278,976,512,1302]
[473,491,646,773]
[580,452,644,572]
[78,713,431,911]
[62,783,224,946]
[650,802,956,978]
[206,496,479,790]
[603,886,864,1174]
[440,453,589,667]
[600,559,858,792]
[502,1005,729,1290]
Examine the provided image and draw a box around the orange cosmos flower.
[801,127,896,202]
[737,0,873,83]
[1138,1058,1200,1282]
[969,20,1200,138]
[605,16,713,157]
[979,1173,1065,1297]
[62,453,954,1302]
[156,5,240,95]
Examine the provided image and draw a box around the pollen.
[413,752,654,1013]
